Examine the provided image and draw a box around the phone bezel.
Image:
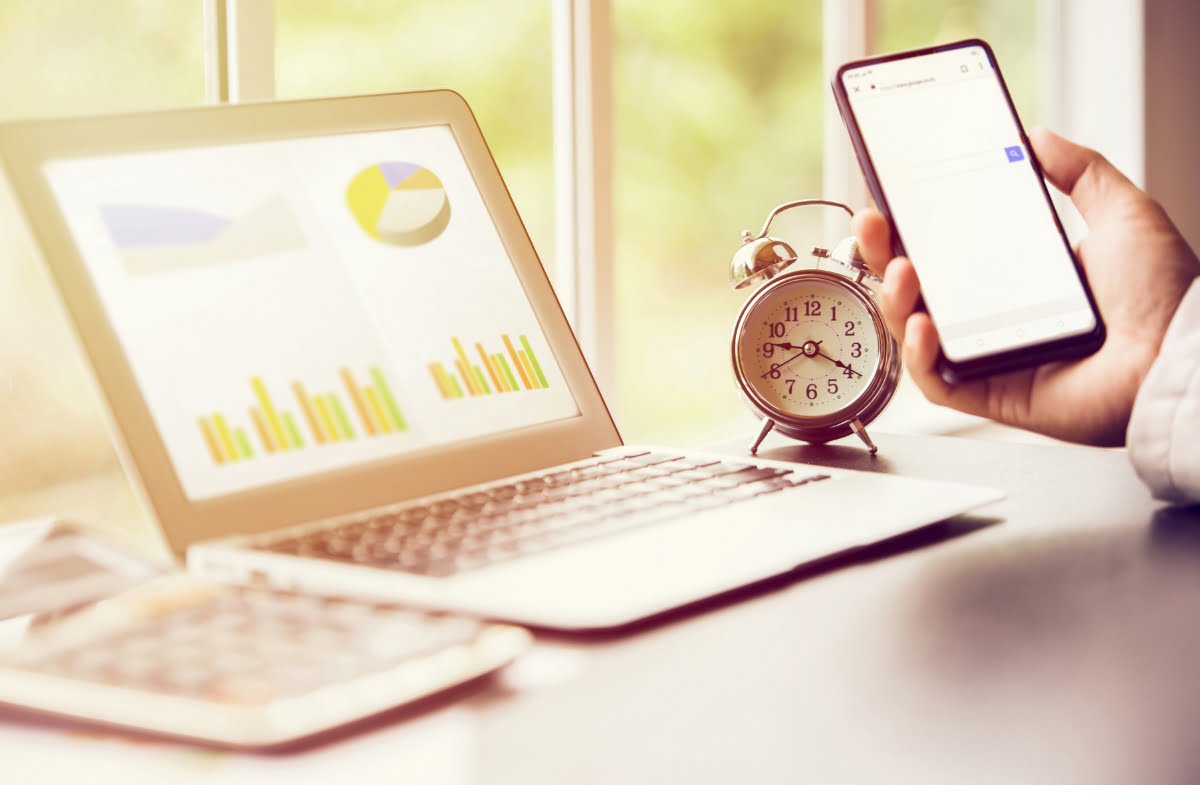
[832,38,1105,383]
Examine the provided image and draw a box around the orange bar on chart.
[364,387,393,433]
[251,377,288,451]
[503,335,533,389]
[198,417,225,465]
[517,351,539,393]
[428,364,451,399]
[339,368,378,436]
[476,343,505,392]
[451,338,482,395]
[293,382,327,444]
[250,408,277,453]
[313,395,341,442]
[455,359,479,396]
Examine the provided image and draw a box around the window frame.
[204,0,1153,423]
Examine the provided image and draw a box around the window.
[274,0,557,280]
[0,2,205,534]
[0,1,1108,529]
[611,0,825,443]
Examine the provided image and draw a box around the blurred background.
[0,0,1189,546]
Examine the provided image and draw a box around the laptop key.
[254,453,833,578]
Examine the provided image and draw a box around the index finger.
[852,209,894,279]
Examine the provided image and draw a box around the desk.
[2,432,1198,783]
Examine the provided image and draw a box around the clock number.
[806,383,817,400]
[843,365,856,378]
[850,342,862,358]
[769,363,781,379]
[827,378,838,394]
[831,305,838,322]
[770,322,786,338]
[785,379,795,395]
[762,342,775,358]
[804,300,821,317]
[785,306,799,322]
[844,321,856,337]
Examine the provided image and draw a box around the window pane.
[275,0,556,278]
[612,0,825,444]
[877,1,1041,126]
[0,2,204,537]
[0,1,205,116]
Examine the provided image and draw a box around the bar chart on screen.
[427,335,550,400]
[197,366,408,466]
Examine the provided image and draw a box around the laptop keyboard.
[254,450,830,578]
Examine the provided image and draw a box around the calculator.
[0,575,529,747]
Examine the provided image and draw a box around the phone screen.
[837,42,1099,365]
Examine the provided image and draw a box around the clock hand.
[761,351,806,376]
[813,349,862,378]
[761,340,823,378]
[765,340,822,351]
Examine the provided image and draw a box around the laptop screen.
[43,124,579,501]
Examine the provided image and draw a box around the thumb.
[1029,126,1142,224]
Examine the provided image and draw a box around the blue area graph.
[99,196,305,275]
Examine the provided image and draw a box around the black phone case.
[831,38,1105,384]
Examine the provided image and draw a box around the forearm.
[1127,278,1200,504]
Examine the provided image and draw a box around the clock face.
[734,272,883,421]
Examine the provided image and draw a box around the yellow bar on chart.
[364,387,393,433]
[340,368,378,435]
[429,364,451,399]
[455,360,478,396]
[503,335,533,389]
[491,354,517,392]
[198,417,225,465]
[452,338,483,395]
[517,351,539,392]
[477,343,505,392]
[212,413,240,463]
[313,395,341,442]
[251,377,289,451]
[439,364,464,398]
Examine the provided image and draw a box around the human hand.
[853,127,1200,446]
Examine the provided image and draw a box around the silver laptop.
[0,90,1001,631]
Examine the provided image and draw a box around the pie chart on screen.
[346,162,451,246]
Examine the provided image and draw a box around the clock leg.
[749,419,775,455]
[849,417,878,455]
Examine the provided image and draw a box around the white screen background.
[45,126,578,500]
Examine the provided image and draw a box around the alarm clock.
[729,199,900,455]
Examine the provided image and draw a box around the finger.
[879,256,920,344]
[852,209,894,279]
[903,313,990,418]
[1028,126,1142,224]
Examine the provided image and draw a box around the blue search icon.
[1005,145,1025,162]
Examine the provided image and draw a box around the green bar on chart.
[234,428,254,460]
[328,394,356,440]
[370,367,407,430]
[520,335,549,388]
[282,412,305,449]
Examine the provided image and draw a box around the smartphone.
[832,39,1105,382]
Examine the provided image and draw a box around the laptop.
[0,90,1002,632]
